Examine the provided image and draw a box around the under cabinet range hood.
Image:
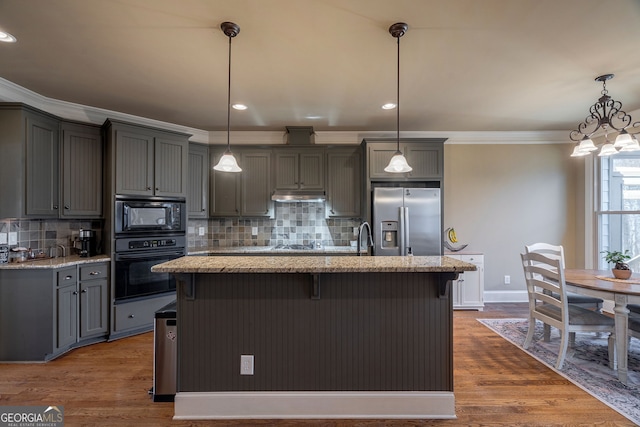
[271,190,326,202]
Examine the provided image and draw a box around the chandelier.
[570,74,640,157]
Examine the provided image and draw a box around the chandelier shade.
[384,22,412,174]
[213,21,242,173]
[569,74,640,158]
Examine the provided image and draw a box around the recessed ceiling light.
[382,103,396,110]
[0,31,17,43]
[305,115,323,120]
[232,104,247,110]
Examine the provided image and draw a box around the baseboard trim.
[173,391,456,420]
[484,290,528,303]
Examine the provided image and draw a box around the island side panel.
[177,271,454,392]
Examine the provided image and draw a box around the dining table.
[564,269,640,385]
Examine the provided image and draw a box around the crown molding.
[0,77,572,146]
[0,77,209,143]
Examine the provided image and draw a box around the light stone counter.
[152,255,475,274]
[188,245,362,255]
[0,254,110,269]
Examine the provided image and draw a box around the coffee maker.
[79,229,96,257]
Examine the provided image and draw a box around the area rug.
[478,318,640,425]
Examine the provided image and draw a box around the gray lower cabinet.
[111,293,175,339]
[61,121,103,218]
[187,143,209,218]
[56,262,109,354]
[104,119,190,198]
[0,261,109,362]
[325,147,362,218]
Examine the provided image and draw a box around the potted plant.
[602,250,632,279]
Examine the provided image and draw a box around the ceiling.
[1,0,640,135]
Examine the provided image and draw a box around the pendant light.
[213,22,242,173]
[384,22,412,174]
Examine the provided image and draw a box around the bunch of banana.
[443,227,467,252]
[448,228,458,243]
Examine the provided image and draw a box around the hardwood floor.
[0,303,635,426]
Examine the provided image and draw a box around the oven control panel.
[128,238,177,250]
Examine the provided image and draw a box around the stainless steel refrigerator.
[372,187,442,256]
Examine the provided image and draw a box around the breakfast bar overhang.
[151,255,476,420]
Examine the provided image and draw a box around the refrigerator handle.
[398,207,405,255]
[404,207,412,256]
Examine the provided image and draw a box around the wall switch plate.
[252,227,258,236]
[198,227,205,236]
[0,232,7,244]
[504,275,511,285]
[8,232,17,245]
[240,355,254,375]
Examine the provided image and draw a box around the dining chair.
[525,243,604,310]
[521,252,616,370]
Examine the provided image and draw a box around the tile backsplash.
[0,219,103,256]
[188,202,361,248]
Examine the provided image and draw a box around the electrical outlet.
[504,275,511,285]
[0,232,7,245]
[198,227,205,236]
[252,227,258,236]
[8,232,17,245]
[240,355,254,375]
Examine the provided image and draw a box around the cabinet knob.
[81,289,88,293]
[89,271,100,276]
[155,188,159,191]
[330,209,335,214]
[64,205,70,210]
[201,208,205,212]
[53,205,59,210]
[65,275,73,280]
[72,291,78,295]
[128,314,135,318]
[147,186,152,190]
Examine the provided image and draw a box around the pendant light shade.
[213,21,242,173]
[384,22,412,174]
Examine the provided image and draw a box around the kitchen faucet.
[357,221,374,256]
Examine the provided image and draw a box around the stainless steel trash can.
[153,300,177,402]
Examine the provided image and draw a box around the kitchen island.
[152,255,475,420]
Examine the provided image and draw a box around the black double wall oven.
[114,197,186,302]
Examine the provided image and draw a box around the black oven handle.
[115,250,185,261]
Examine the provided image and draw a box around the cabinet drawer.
[113,294,174,332]
[57,268,77,285]
[79,263,108,281]
[460,254,483,265]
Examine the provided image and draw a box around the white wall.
[444,143,582,302]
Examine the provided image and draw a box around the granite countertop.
[152,255,476,274]
[0,254,110,269]
[188,245,364,255]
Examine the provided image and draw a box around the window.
[598,153,640,270]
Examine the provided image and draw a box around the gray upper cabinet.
[210,149,241,217]
[187,143,209,218]
[274,149,324,190]
[0,104,60,218]
[61,122,103,218]
[326,147,362,218]
[105,119,189,198]
[241,150,273,217]
[26,111,60,217]
[365,139,445,180]
[210,148,273,218]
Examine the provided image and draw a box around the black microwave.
[115,198,186,235]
